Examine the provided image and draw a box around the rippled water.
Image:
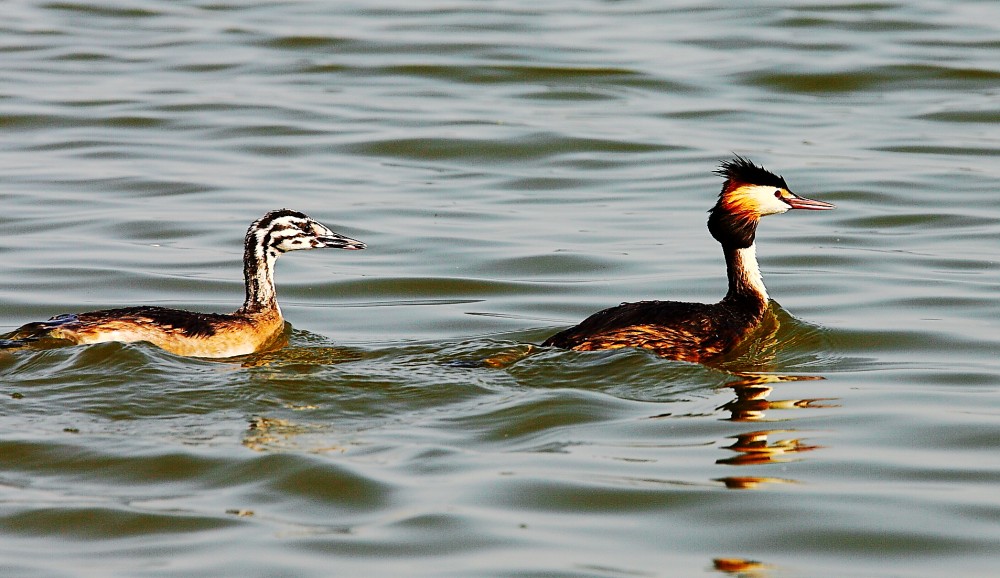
[2,1,999,576]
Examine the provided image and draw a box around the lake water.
[1,1,998,576]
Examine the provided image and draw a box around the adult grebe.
[543,157,834,363]
[3,209,365,358]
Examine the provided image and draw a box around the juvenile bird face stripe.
[251,214,365,255]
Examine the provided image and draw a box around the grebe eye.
[774,190,784,199]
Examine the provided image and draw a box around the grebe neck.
[723,243,768,304]
[239,228,280,315]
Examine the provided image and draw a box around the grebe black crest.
[3,209,365,358]
[543,157,834,363]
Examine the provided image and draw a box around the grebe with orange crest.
[543,157,834,363]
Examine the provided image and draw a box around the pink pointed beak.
[785,193,835,210]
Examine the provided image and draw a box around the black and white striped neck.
[237,209,366,315]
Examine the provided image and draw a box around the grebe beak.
[784,193,835,211]
[317,234,367,250]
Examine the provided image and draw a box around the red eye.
[774,190,782,198]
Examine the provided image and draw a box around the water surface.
[1,1,999,576]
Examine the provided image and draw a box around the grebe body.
[543,157,834,363]
[5,209,365,358]
[13,306,287,359]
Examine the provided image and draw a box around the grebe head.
[250,209,366,255]
[239,209,365,314]
[708,156,834,248]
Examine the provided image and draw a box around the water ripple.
[2,0,999,576]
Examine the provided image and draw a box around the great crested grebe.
[543,156,834,363]
[3,209,365,358]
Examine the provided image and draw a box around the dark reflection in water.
[240,343,365,368]
[712,556,772,577]
[719,374,838,423]
[717,428,820,466]
[713,373,836,489]
[242,415,345,453]
[711,302,834,373]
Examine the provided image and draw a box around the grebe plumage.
[4,209,365,358]
[543,157,834,363]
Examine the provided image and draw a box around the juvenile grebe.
[543,157,834,363]
[4,209,365,358]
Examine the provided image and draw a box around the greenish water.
[2,1,999,576]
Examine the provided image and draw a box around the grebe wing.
[71,306,235,337]
[7,306,236,341]
[543,300,716,348]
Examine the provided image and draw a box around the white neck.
[728,244,768,302]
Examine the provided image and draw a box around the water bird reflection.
[716,429,821,466]
[719,373,838,422]
[713,373,836,489]
[712,557,772,576]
